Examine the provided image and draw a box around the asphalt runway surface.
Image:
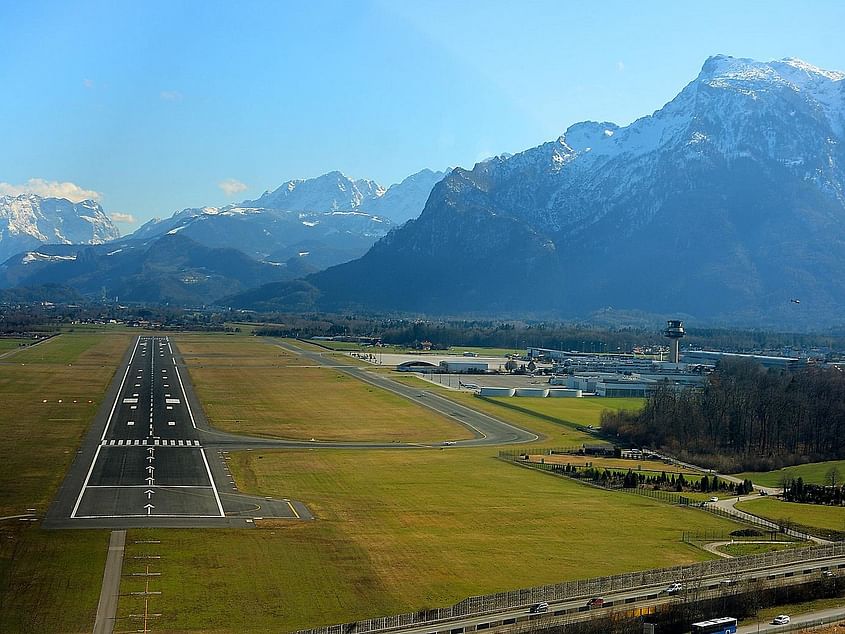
[46,334,537,528]
[45,336,310,528]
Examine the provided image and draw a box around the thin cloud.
[83,78,94,89]
[110,212,137,224]
[0,178,102,202]
[160,90,183,102]
[617,61,625,72]
[218,178,248,196]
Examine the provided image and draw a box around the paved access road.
[46,336,309,528]
[737,605,845,632]
[264,340,539,447]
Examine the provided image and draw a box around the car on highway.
[822,570,835,578]
[529,602,549,613]
[772,614,790,625]
[442,441,456,446]
[665,582,683,594]
[709,496,719,502]
[586,597,605,608]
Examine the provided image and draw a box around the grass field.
[736,498,845,533]
[0,331,132,633]
[0,332,132,514]
[735,460,845,487]
[484,395,643,430]
[0,338,31,354]
[115,448,740,632]
[0,525,108,633]
[178,335,472,442]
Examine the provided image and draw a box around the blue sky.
[1,0,844,232]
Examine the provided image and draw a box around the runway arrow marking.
[146,477,155,485]
[147,455,155,463]
[147,448,155,455]
[144,504,155,515]
[144,489,155,499]
[146,465,155,473]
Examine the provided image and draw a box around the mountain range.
[229,55,845,327]
[0,169,445,304]
[0,195,119,264]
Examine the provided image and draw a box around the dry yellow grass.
[178,335,472,442]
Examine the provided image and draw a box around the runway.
[45,336,310,529]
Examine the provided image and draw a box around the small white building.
[439,360,489,373]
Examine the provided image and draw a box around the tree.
[825,466,841,487]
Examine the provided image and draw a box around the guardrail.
[293,543,845,634]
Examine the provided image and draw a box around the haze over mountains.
[0,169,445,304]
[232,55,845,327]
[4,55,845,327]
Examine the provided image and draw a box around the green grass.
[0,525,109,633]
[752,596,845,624]
[0,338,31,354]
[0,330,132,634]
[485,395,643,429]
[0,332,132,514]
[120,447,741,632]
[179,335,472,442]
[735,459,845,487]
[736,498,845,534]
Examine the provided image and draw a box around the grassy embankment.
[112,334,742,633]
[736,498,845,535]
[0,331,133,633]
[736,460,845,487]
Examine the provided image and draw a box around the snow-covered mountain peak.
[0,193,119,263]
[562,121,619,152]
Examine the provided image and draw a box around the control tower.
[664,320,685,364]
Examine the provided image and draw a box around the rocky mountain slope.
[130,168,446,270]
[229,56,845,327]
[0,195,119,263]
[0,233,298,305]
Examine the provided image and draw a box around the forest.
[600,358,845,472]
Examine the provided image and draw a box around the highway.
[364,554,845,634]
[46,336,310,528]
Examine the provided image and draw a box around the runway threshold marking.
[286,501,300,519]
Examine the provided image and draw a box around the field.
[0,331,133,633]
[736,498,845,533]
[116,448,740,632]
[483,395,643,434]
[178,335,472,442]
[0,337,32,354]
[735,460,845,487]
[0,332,132,514]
